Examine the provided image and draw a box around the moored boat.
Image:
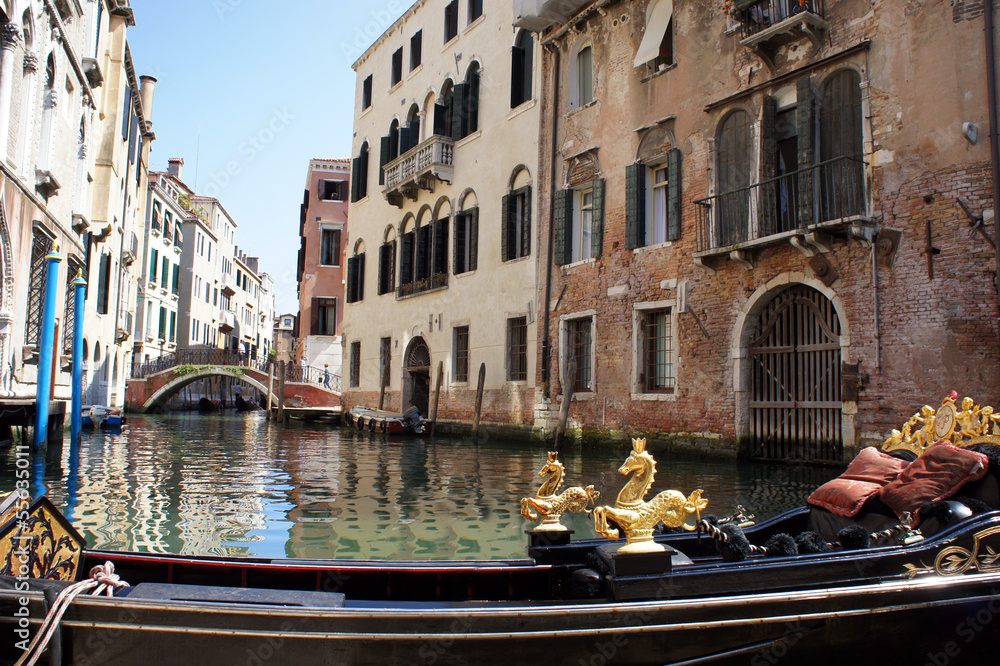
[345,405,427,434]
[80,405,124,429]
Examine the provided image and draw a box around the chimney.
[139,75,157,131]
[167,157,184,180]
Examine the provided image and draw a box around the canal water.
[0,414,841,560]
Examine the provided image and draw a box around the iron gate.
[749,285,843,463]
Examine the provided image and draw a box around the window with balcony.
[554,178,605,264]
[398,212,448,296]
[453,325,469,383]
[636,306,675,394]
[151,201,162,233]
[378,231,396,295]
[311,297,337,335]
[506,316,527,382]
[454,198,478,275]
[444,1,458,42]
[346,243,366,303]
[625,149,682,248]
[320,229,341,266]
[502,179,531,262]
[511,30,533,109]
[391,47,403,86]
[350,142,369,202]
[350,341,361,388]
[563,316,593,393]
[362,74,373,110]
[410,30,422,70]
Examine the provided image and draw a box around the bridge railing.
[131,352,342,393]
[285,365,342,393]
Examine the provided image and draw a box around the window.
[464,63,480,135]
[444,1,458,42]
[469,0,483,23]
[511,31,533,108]
[446,64,479,140]
[410,30,422,70]
[398,215,448,296]
[351,143,369,202]
[633,0,673,70]
[283,317,293,327]
[819,69,864,220]
[453,207,478,274]
[453,326,469,383]
[391,47,403,86]
[171,264,180,295]
[97,253,111,315]
[161,256,169,287]
[152,202,162,232]
[575,44,593,107]
[639,308,675,394]
[554,179,605,264]
[158,306,166,339]
[565,317,593,393]
[312,298,336,335]
[506,317,527,382]
[346,249,365,303]
[362,74,373,110]
[169,311,176,343]
[350,341,361,388]
[379,337,391,387]
[502,186,531,261]
[625,149,682,249]
[25,231,50,346]
[321,229,341,266]
[715,109,752,246]
[378,238,396,295]
[148,248,159,285]
[320,180,346,201]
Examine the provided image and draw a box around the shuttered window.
[378,241,396,295]
[454,208,478,274]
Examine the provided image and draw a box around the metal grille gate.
[749,285,843,463]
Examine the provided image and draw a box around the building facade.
[344,0,542,422]
[297,158,348,375]
[526,0,999,461]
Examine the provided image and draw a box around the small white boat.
[81,405,125,429]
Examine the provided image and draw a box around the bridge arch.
[141,367,276,413]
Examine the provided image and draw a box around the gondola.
[1,393,998,665]
[345,405,427,434]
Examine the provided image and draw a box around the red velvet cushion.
[808,447,908,517]
[878,440,989,521]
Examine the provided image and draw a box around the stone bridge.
[124,351,341,414]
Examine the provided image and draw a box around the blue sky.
[127,1,412,314]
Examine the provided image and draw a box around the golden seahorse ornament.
[593,438,708,553]
[520,452,600,532]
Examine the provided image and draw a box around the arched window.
[715,109,752,246]
[502,168,532,262]
[399,215,416,289]
[403,103,420,151]
[435,80,454,137]
[571,40,593,108]
[379,120,400,186]
[819,69,864,219]
[511,31,533,108]
[351,142,369,202]
[378,226,397,296]
[455,190,479,274]
[346,240,366,303]
[464,63,480,134]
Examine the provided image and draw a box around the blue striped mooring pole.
[33,244,62,447]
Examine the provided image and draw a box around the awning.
[633,0,673,68]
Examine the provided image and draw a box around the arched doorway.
[402,337,430,417]
[747,284,843,463]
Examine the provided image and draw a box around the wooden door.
[749,285,843,463]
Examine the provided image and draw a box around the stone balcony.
[383,135,454,209]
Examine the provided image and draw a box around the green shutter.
[350,156,361,202]
[379,136,391,185]
[590,178,604,258]
[451,83,468,140]
[796,76,814,227]
[357,253,365,301]
[500,194,510,262]
[667,149,682,242]
[625,163,645,249]
[553,189,572,266]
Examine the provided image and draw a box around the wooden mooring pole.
[266,361,275,420]
[277,360,286,423]
[378,362,390,411]
[472,363,486,440]
[429,361,443,438]
[554,354,576,452]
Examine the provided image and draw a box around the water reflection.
[0,415,839,560]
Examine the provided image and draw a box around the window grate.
[25,232,51,346]
[454,326,469,383]
[507,317,527,381]
[567,318,592,392]
[642,309,674,393]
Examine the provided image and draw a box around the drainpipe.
[986,0,1000,346]
[541,42,560,394]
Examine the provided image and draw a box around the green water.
[0,414,839,560]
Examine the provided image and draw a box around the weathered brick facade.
[532,0,999,460]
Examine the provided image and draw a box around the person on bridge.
[323,365,331,390]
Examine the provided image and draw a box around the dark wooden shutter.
[758,95,777,237]
[379,136,391,185]
[346,256,356,303]
[350,156,361,202]
[453,213,466,273]
[469,207,479,270]
[467,70,480,133]
[451,83,468,140]
[554,188,572,265]
[500,194,510,262]
[389,125,399,159]
[433,104,448,136]
[625,163,645,249]
[796,76,814,227]
[409,117,420,145]
[416,225,430,280]
[399,127,412,155]
[310,297,320,334]
[400,232,414,284]
[379,243,391,294]
[434,218,448,275]
[667,148,682,241]
[358,149,369,199]
[520,186,532,258]
[511,47,525,108]
[590,179,604,258]
[357,253,365,301]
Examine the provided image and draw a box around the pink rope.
[15,562,129,666]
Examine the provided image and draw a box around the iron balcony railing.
[695,155,866,253]
[397,272,448,298]
[734,0,825,40]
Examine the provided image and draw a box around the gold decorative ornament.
[881,392,1000,457]
[903,525,1000,578]
[520,452,599,532]
[593,438,708,553]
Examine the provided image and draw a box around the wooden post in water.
[266,361,275,419]
[472,363,486,440]
[555,354,576,452]
[277,360,286,422]
[429,361,443,438]
[378,362,390,411]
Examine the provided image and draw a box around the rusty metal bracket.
[957,197,996,250]
[686,310,710,339]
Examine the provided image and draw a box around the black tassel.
[716,523,751,562]
[837,524,870,550]
[795,531,833,554]
[763,533,798,557]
